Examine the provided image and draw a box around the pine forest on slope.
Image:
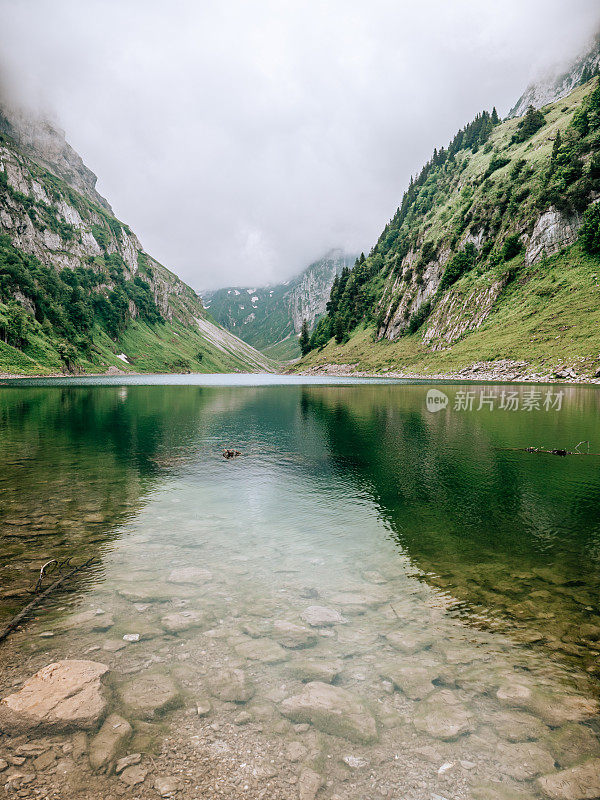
[296,76,600,378]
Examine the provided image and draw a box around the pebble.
[119,764,148,786]
[196,698,211,717]
[155,776,181,797]
[115,753,142,774]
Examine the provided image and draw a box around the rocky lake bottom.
[0,378,600,800]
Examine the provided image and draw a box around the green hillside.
[296,78,600,378]
[0,112,272,375]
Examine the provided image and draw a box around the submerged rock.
[0,660,109,733]
[279,681,378,744]
[207,668,254,703]
[490,710,549,742]
[155,776,181,797]
[167,567,212,584]
[161,610,210,634]
[496,741,556,780]
[545,723,600,768]
[59,610,114,632]
[119,764,148,786]
[413,690,475,741]
[301,606,346,627]
[385,630,435,654]
[271,620,318,649]
[88,714,132,771]
[298,768,323,800]
[235,638,288,664]
[379,664,437,700]
[119,673,182,719]
[537,758,600,799]
[289,659,344,684]
[497,682,598,726]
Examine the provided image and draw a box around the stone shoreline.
[295,359,600,384]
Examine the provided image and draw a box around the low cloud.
[1,0,598,289]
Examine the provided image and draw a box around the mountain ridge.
[0,101,272,375]
[509,33,600,119]
[295,77,600,379]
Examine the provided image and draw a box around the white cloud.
[0,0,598,289]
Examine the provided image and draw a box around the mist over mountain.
[1,1,598,290]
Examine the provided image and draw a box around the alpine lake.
[0,375,600,800]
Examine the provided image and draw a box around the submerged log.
[222,449,242,459]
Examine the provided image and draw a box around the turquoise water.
[1,376,599,798]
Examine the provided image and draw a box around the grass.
[0,315,269,376]
[294,243,600,377]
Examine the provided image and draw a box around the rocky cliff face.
[0,100,271,374]
[0,103,112,213]
[298,74,600,378]
[1,133,202,325]
[373,81,596,348]
[509,33,600,119]
[205,249,355,358]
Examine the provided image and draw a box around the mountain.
[509,33,600,119]
[297,77,600,379]
[0,101,272,375]
[204,249,356,360]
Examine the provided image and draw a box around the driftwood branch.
[0,557,97,644]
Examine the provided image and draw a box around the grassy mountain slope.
[295,79,600,378]
[204,249,355,360]
[0,106,273,375]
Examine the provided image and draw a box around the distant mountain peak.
[204,249,357,360]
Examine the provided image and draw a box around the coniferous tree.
[550,130,562,170]
[334,314,345,344]
[491,107,499,125]
[512,105,545,143]
[299,319,310,356]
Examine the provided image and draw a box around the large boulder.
[0,660,109,733]
[279,681,378,744]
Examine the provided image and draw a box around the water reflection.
[1,380,600,799]
[301,384,600,670]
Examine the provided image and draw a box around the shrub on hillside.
[580,203,600,254]
[502,233,523,261]
[437,243,477,294]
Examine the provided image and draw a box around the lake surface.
[1,376,600,799]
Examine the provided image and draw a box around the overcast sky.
[1,1,599,290]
